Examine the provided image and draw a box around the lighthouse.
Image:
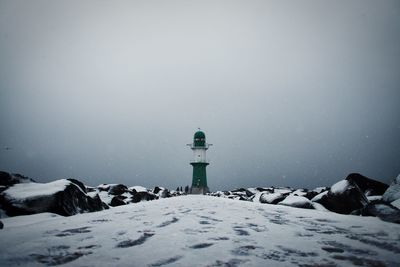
[188,129,211,194]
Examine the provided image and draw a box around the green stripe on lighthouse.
[191,162,209,188]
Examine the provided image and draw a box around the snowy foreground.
[1,196,400,267]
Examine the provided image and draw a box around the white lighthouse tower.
[187,129,212,194]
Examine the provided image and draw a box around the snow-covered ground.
[1,195,399,267]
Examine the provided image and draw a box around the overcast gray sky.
[0,0,399,190]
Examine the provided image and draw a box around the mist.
[0,0,399,190]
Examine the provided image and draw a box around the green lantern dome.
[194,131,206,139]
[194,130,206,147]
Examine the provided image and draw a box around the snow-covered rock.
[129,186,148,193]
[259,192,287,204]
[290,189,308,197]
[367,195,382,201]
[108,184,128,195]
[382,174,400,203]
[131,191,157,203]
[0,179,106,216]
[110,196,127,207]
[312,180,368,214]
[152,186,171,198]
[352,200,400,224]
[311,191,328,202]
[346,173,389,196]
[392,199,400,209]
[278,195,314,209]
[0,171,35,186]
[312,187,329,194]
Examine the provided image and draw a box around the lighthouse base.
[190,186,209,195]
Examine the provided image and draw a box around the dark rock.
[131,191,156,203]
[304,191,319,200]
[108,184,128,195]
[231,188,247,193]
[0,220,3,229]
[110,196,126,207]
[305,187,329,200]
[153,186,163,194]
[85,186,96,193]
[0,171,35,186]
[256,187,274,193]
[0,179,105,217]
[352,200,400,224]
[92,194,109,210]
[97,184,110,192]
[245,189,255,197]
[230,188,255,200]
[312,180,368,214]
[67,179,86,193]
[346,173,389,196]
[153,187,171,198]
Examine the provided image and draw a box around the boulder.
[231,188,254,198]
[108,184,128,195]
[352,200,400,224]
[110,196,127,207]
[0,186,6,194]
[345,173,389,196]
[312,180,368,214]
[0,171,35,186]
[97,184,111,192]
[131,191,157,203]
[67,178,87,193]
[0,220,3,229]
[256,187,274,193]
[85,186,96,193]
[304,187,329,200]
[129,186,148,193]
[153,187,171,198]
[290,189,308,197]
[382,174,400,203]
[0,179,105,217]
[392,199,400,209]
[278,195,314,209]
[259,192,287,204]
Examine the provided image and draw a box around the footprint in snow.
[157,217,179,228]
[189,243,214,249]
[116,233,155,248]
[30,245,92,266]
[148,255,183,266]
[232,226,250,236]
[55,227,91,237]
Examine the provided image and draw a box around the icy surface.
[1,195,399,267]
[3,179,71,200]
[330,180,350,194]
